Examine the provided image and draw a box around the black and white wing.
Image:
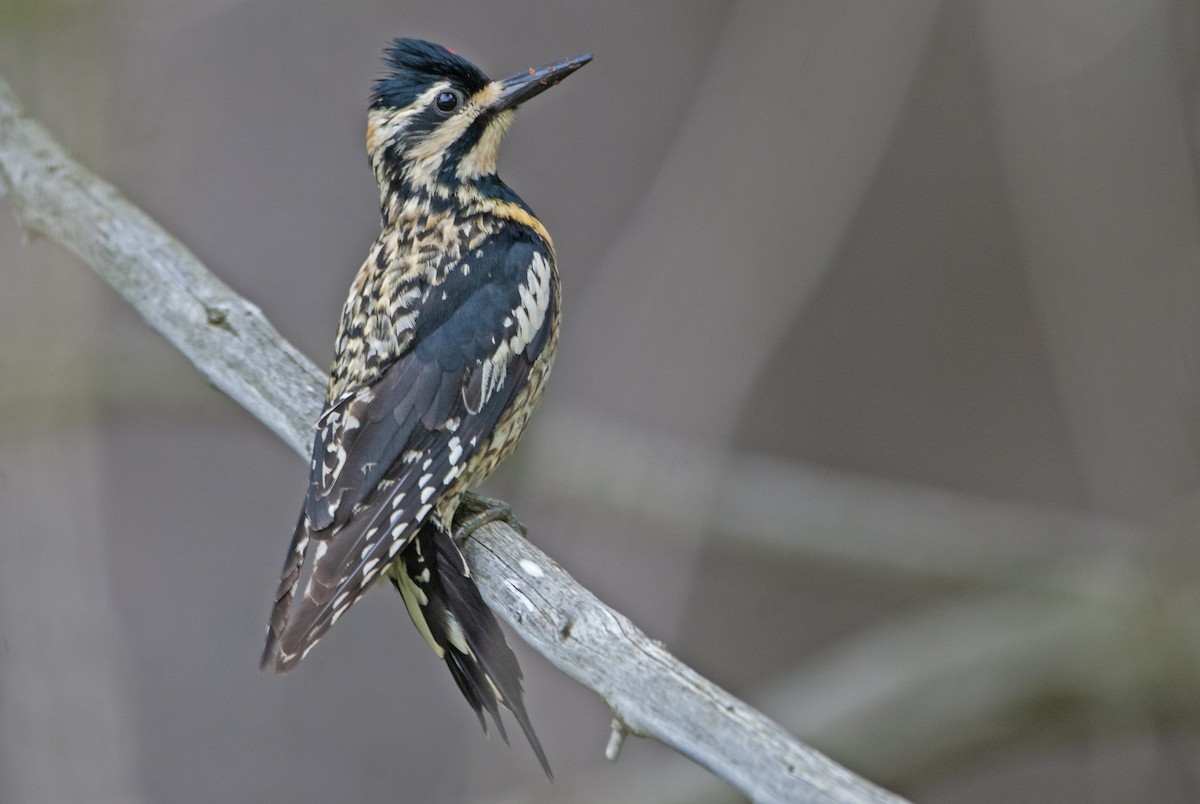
[261,233,555,671]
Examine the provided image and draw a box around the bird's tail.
[388,520,552,778]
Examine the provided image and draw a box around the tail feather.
[390,521,552,778]
[260,512,312,671]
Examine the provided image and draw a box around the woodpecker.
[260,39,589,777]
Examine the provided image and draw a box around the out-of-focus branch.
[768,568,1142,782]
[499,555,1200,803]
[0,74,905,804]
[978,1,1200,517]
[523,410,1142,581]
[760,557,1200,790]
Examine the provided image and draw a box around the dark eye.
[434,90,462,115]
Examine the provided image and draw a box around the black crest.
[372,39,490,109]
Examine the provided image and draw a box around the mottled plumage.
[260,38,589,777]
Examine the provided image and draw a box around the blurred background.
[2,1,1200,801]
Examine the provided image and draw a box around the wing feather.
[264,234,554,671]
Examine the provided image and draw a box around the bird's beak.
[491,53,592,112]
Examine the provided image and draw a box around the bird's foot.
[454,493,527,544]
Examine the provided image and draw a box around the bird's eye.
[435,90,462,115]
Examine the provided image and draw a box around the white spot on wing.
[328,446,348,486]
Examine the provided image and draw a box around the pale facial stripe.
[367,81,515,188]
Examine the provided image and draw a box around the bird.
[260,38,590,777]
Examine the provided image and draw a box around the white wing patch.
[315,392,372,493]
[463,251,553,414]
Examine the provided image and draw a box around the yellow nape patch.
[467,194,555,250]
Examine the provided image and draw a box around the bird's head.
[367,39,590,198]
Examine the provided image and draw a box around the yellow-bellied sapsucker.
[260,39,589,776]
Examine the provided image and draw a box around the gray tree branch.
[0,75,905,804]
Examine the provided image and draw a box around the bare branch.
[0,74,906,804]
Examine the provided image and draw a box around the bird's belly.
[435,328,558,524]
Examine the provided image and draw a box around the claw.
[454,493,526,542]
